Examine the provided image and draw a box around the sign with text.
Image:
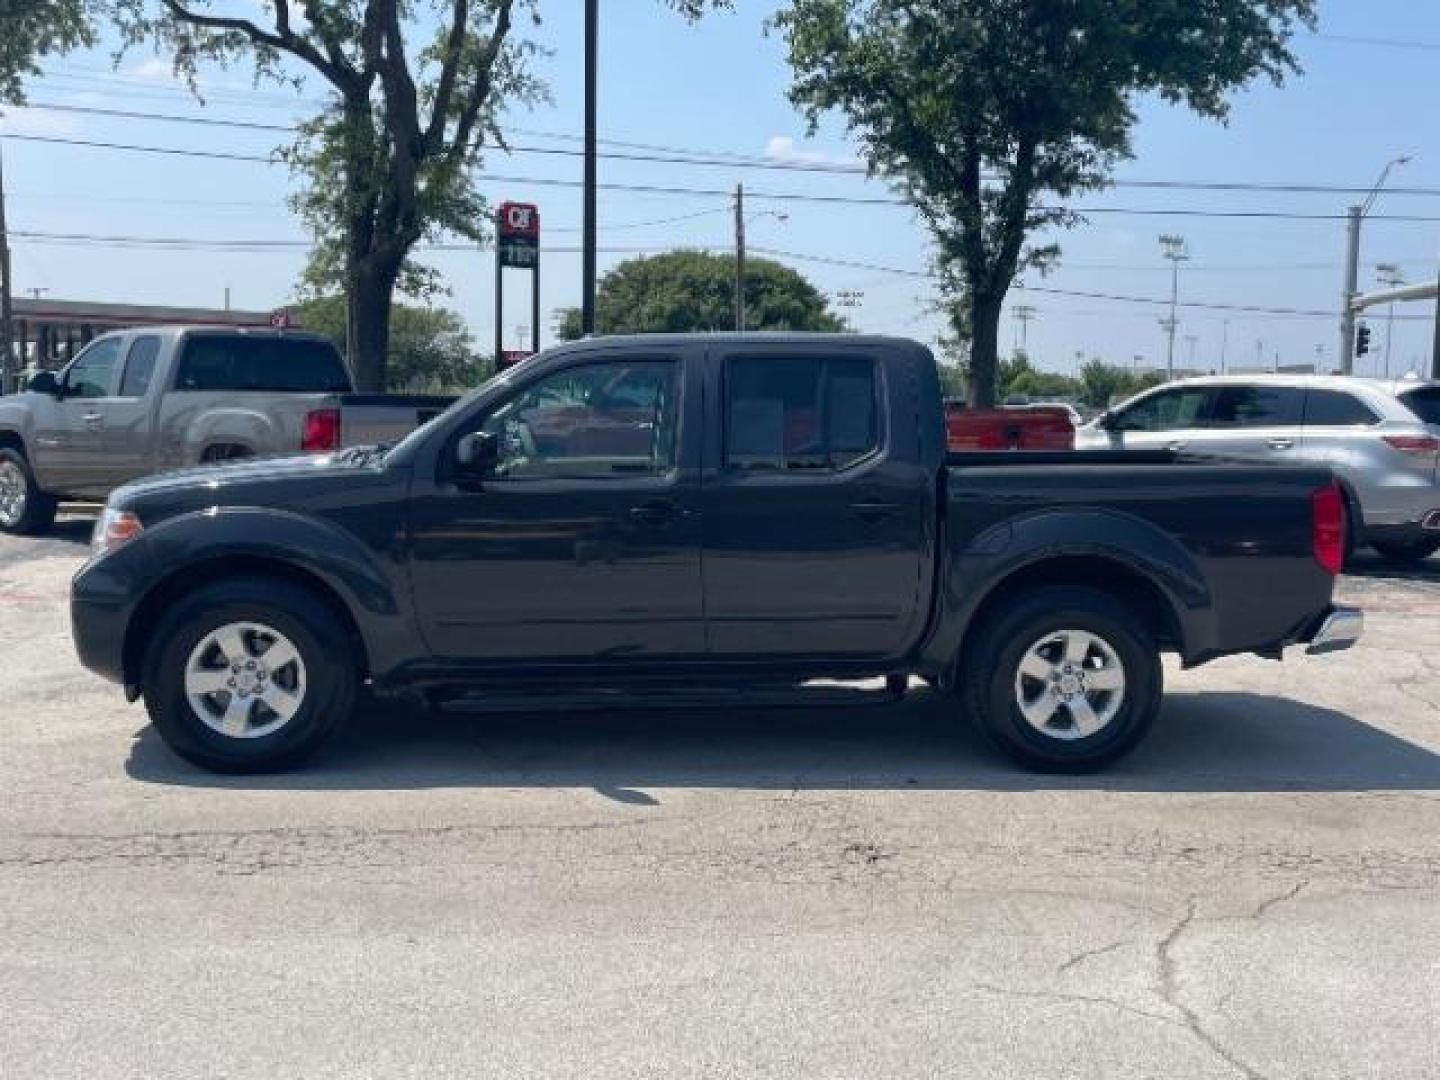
[499,349,535,369]
[497,202,540,269]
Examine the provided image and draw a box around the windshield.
[1399,387,1440,426]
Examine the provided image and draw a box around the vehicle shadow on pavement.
[124,688,1440,796]
[1344,551,1440,585]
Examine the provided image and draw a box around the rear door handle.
[1163,440,1187,452]
[629,499,683,525]
[82,412,103,430]
[852,501,901,522]
[1266,437,1294,450]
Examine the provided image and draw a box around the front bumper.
[1304,605,1364,656]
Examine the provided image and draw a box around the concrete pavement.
[1,517,1438,1078]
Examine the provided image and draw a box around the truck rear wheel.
[0,448,58,536]
[142,577,358,773]
[964,586,1162,772]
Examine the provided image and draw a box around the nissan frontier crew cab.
[70,334,1361,774]
[0,326,453,534]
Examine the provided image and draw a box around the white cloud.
[0,106,83,138]
[764,135,860,169]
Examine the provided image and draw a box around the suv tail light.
[1382,434,1440,455]
[1312,483,1345,576]
[301,408,341,453]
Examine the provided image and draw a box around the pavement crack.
[1156,897,1267,1080]
[969,982,1181,1029]
[1057,938,1128,974]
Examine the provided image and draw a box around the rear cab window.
[724,356,880,472]
[174,335,352,393]
[1399,387,1440,427]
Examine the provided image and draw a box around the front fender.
[131,507,414,680]
[921,507,1216,672]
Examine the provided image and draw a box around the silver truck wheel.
[1013,629,1127,740]
[184,621,308,739]
[0,458,26,528]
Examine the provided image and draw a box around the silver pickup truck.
[0,326,454,534]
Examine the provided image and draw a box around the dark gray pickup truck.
[71,334,1360,774]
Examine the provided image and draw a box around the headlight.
[92,508,144,558]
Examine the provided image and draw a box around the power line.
[1310,33,1440,53]
[16,100,1440,200]
[11,132,1440,222]
[8,228,730,254]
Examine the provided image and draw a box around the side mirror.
[26,371,60,397]
[455,430,499,475]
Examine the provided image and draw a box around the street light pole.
[1341,155,1411,374]
[1159,235,1189,379]
[580,0,599,336]
[0,143,13,394]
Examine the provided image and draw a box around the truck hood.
[109,449,393,509]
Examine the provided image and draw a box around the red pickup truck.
[945,401,1077,451]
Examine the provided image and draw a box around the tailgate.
[337,394,455,447]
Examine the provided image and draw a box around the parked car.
[1076,374,1440,564]
[71,333,1359,775]
[945,400,1076,450]
[0,326,454,534]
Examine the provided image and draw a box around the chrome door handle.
[1163,440,1187,452]
[82,412,103,429]
[1266,437,1294,450]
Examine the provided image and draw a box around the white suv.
[1077,375,1440,565]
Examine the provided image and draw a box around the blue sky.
[1,0,1437,377]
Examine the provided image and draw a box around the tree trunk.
[968,292,1003,407]
[350,262,398,392]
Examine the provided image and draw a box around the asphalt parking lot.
[2,515,1439,1079]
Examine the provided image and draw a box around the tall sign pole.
[581,0,599,336]
[496,201,541,370]
[0,143,14,393]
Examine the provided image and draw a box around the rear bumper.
[1303,605,1363,656]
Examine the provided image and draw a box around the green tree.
[1078,360,1165,408]
[0,0,94,104]
[772,0,1314,407]
[555,250,845,339]
[292,295,484,392]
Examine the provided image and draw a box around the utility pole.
[1376,263,1404,378]
[733,183,746,332]
[0,142,13,394]
[1159,234,1189,379]
[1220,320,1229,374]
[580,0,599,336]
[1184,333,1198,371]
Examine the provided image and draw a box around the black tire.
[1371,537,1440,565]
[0,447,58,536]
[962,586,1162,773]
[142,577,358,773]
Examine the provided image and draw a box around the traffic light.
[1356,323,1372,358]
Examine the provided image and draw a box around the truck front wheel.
[964,586,1162,772]
[0,448,58,536]
[142,577,358,773]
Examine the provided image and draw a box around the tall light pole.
[0,142,13,394]
[1011,304,1036,354]
[580,0,599,336]
[1340,155,1411,374]
[1184,333,1198,371]
[1159,234,1189,379]
[1375,262,1405,378]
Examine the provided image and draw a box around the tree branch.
[161,0,285,50]
[450,0,515,160]
[425,0,470,151]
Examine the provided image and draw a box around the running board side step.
[432,678,910,714]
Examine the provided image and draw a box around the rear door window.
[1399,387,1440,426]
[724,356,880,471]
[118,336,161,398]
[175,335,352,392]
[1205,385,1303,428]
[1304,389,1378,427]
